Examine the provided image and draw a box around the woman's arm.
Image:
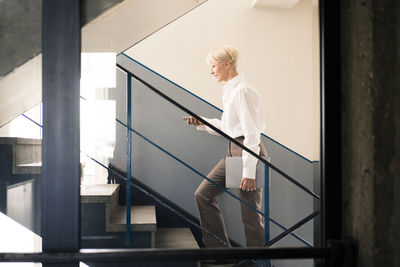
[186,116,222,136]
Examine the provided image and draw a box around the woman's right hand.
[183,116,203,126]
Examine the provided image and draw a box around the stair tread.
[80,184,119,203]
[13,164,41,175]
[155,228,199,249]
[16,162,42,167]
[108,205,157,232]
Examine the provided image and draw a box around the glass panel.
[80,52,116,186]
[80,52,120,249]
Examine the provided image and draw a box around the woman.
[186,45,267,249]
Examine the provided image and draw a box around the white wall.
[0,103,42,139]
[125,0,320,161]
[82,0,207,52]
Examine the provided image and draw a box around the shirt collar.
[223,73,244,90]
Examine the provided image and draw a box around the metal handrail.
[82,90,287,251]
[20,112,315,250]
[116,63,320,200]
[0,247,332,263]
[20,91,317,248]
[125,74,133,246]
[19,111,316,267]
[18,114,233,248]
[116,118,316,247]
[21,76,318,248]
[121,53,314,164]
[88,154,232,247]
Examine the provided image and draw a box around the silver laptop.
[225,156,270,188]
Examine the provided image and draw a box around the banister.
[17,114,232,247]
[0,247,332,263]
[125,73,132,246]
[87,154,231,247]
[21,74,318,248]
[121,53,314,165]
[19,112,315,248]
[90,153,319,253]
[115,119,314,247]
[116,63,320,200]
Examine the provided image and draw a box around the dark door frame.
[319,0,342,245]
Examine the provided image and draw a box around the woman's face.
[210,61,229,83]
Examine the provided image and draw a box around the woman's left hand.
[240,178,257,191]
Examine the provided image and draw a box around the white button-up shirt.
[197,73,266,179]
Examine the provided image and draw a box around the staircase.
[0,137,200,266]
[80,183,156,248]
[80,183,200,267]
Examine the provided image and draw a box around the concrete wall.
[0,0,206,128]
[124,0,320,162]
[0,0,123,77]
[341,1,400,267]
[111,54,317,267]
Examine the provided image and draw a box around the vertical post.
[126,74,132,246]
[320,0,341,247]
[0,182,6,214]
[42,0,80,266]
[0,146,10,214]
[264,162,270,267]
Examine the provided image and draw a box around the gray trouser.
[194,137,267,247]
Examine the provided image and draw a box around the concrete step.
[80,184,119,204]
[81,184,157,233]
[81,183,120,227]
[14,162,42,175]
[108,205,157,232]
[0,137,42,175]
[81,184,157,248]
[155,228,200,267]
[155,228,199,249]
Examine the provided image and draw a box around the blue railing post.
[126,73,132,246]
[264,160,270,267]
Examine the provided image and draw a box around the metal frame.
[116,63,320,201]
[264,166,270,267]
[0,247,332,263]
[319,0,342,246]
[35,0,344,264]
[41,1,80,266]
[125,74,133,246]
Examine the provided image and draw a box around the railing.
[0,247,333,263]
[116,62,320,246]
[115,119,315,247]
[18,60,320,266]
[125,73,133,246]
[118,63,320,200]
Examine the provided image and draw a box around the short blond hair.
[206,45,239,70]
